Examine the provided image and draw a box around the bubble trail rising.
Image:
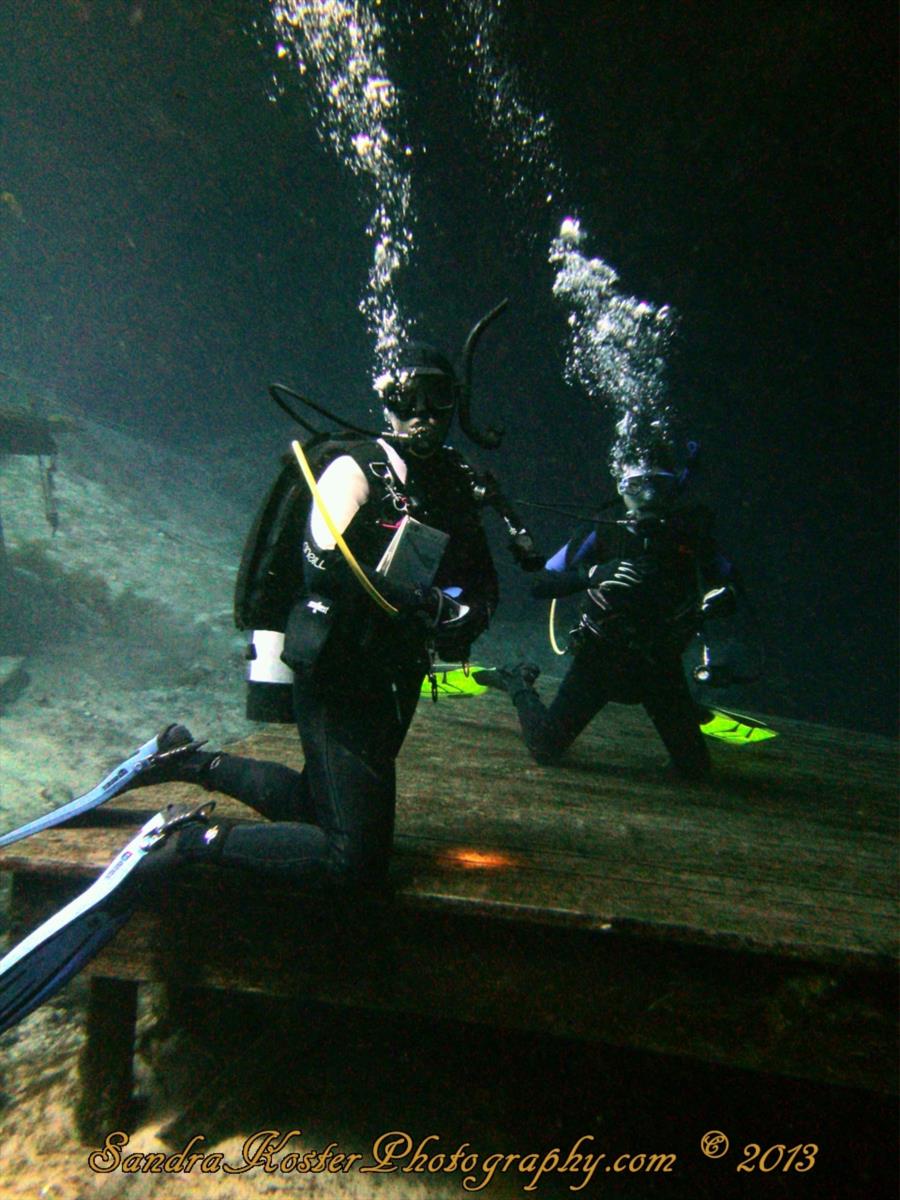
[269,1,415,379]
[450,0,566,216]
[550,217,678,478]
[450,0,680,479]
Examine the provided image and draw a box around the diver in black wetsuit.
[490,449,738,779]
[0,334,512,1036]
[128,341,499,888]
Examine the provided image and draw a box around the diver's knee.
[528,740,563,766]
[326,836,390,888]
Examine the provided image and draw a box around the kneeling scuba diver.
[0,301,538,1036]
[482,445,744,777]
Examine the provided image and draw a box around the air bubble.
[267,0,417,380]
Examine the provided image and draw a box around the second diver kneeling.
[487,447,739,779]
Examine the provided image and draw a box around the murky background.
[1,0,895,733]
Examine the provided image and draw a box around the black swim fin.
[0,801,214,1035]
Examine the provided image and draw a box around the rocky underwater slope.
[0,406,537,860]
[0,410,260,844]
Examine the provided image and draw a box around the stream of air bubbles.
[452,0,681,479]
[264,0,680,475]
[268,1,416,383]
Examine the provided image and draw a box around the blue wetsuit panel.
[544,529,597,572]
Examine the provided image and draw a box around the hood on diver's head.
[374,299,508,453]
[394,342,456,380]
[375,343,459,415]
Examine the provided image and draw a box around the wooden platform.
[1,692,897,1137]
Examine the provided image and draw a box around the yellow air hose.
[291,439,398,616]
[548,598,567,655]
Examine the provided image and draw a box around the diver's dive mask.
[617,468,678,513]
[376,367,458,420]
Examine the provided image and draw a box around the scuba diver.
[125,334,501,885]
[484,446,739,779]
[0,309,518,1035]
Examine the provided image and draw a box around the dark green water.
[0,0,895,733]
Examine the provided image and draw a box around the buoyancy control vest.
[578,505,718,652]
[233,432,403,634]
[235,433,499,720]
[235,432,413,723]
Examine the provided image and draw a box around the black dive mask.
[380,370,457,420]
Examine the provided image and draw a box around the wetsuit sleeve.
[530,565,591,598]
[530,527,606,599]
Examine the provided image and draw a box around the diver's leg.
[211,661,423,887]
[514,647,609,764]
[119,662,421,886]
[312,659,423,880]
[137,746,315,824]
[124,724,316,823]
[200,754,314,823]
[642,666,711,779]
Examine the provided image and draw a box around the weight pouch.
[281,594,337,671]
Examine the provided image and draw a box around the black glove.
[434,597,489,661]
[509,531,545,572]
[408,588,475,632]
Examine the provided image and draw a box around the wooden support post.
[0,504,7,575]
[75,976,139,1144]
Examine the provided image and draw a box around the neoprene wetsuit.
[175,435,498,887]
[509,505,736,777]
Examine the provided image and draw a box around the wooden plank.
[1,701,896,964]
[3,815,892,961]
[1,702,895,1092]
[7,869,896,1094]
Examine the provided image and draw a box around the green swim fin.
[424,664,778,746]
[700,707,778,744]
[420,665,490,697]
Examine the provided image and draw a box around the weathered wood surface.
[2,694,897,1092]
[5,696,895,958]
[0,406,73,455]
